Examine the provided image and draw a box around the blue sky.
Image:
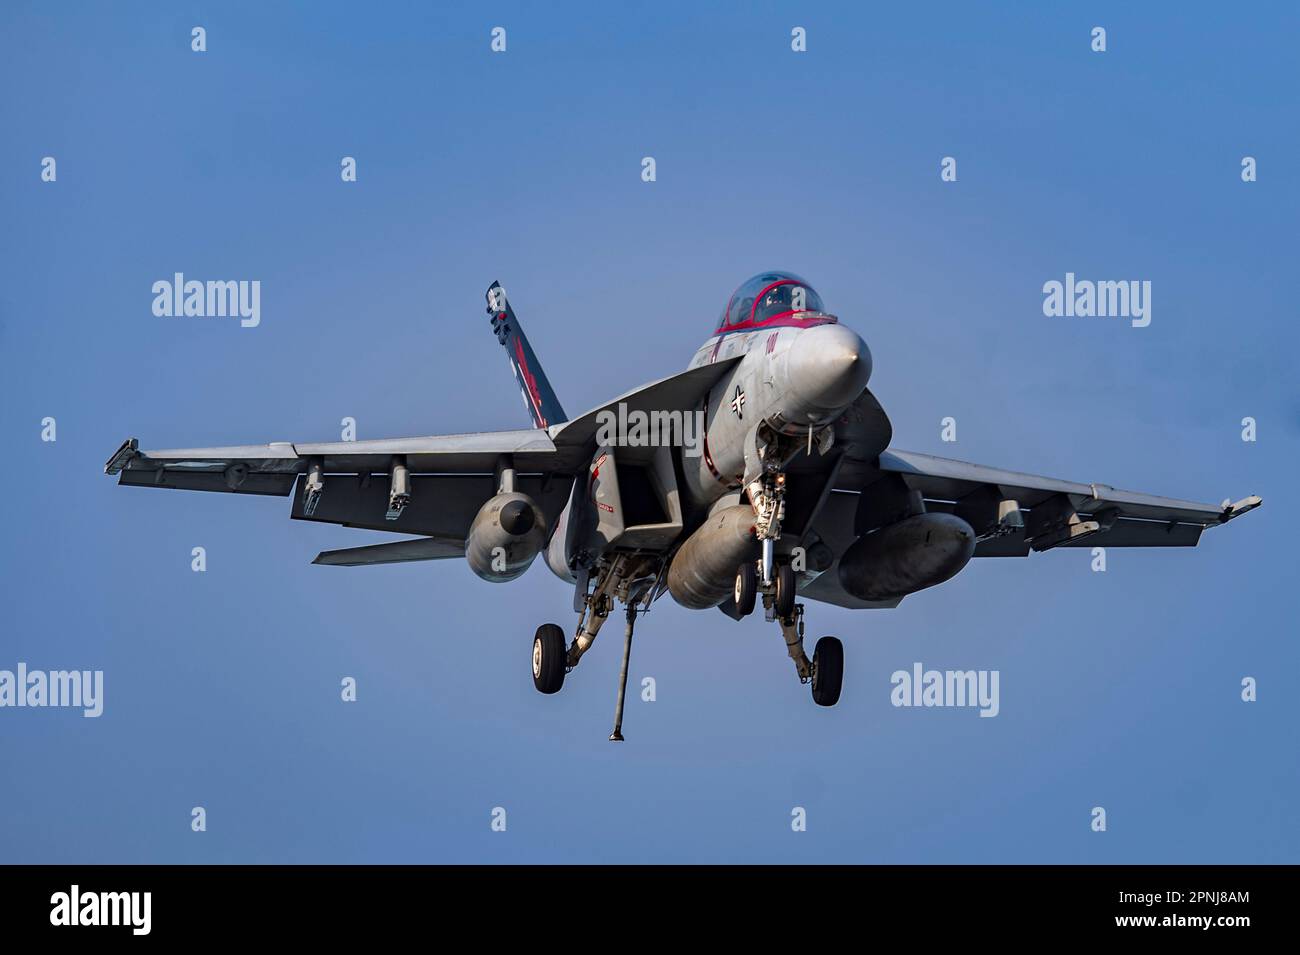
[1,1,1296,863]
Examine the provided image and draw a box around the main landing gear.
[811,634,843,707]
[769,601,843,708]
[533,554,657,741]
[531,623,566,695]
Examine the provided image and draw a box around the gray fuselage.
[543,314,872,582]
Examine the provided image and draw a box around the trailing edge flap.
[312,536,465,566]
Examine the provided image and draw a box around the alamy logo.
[50,885,151,935]
[594,403,707,458]
[1042,272,1151,327]
[0,664,103,718]
[890,662,1000,717]
[152,273,261,327]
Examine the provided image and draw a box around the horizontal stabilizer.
[312,536,464,567]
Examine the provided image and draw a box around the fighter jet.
[105,272,1262,739]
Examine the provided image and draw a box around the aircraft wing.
[795,448,1261,609]
[104,356,745,494]
[104,359,745,563]
[104,430,571,495]
[105,430,580,550]
[831,449,1261,556]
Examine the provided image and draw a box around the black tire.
[734,562,757,617]
[774,563,797,619]
[532,623,566,694]
[811,636,843,707]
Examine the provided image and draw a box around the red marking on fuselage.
[711,311,835,338]
[590,453,609,505]
[699,400,730,486]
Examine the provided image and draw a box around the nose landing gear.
[773,562,797,619]
[734,561,758,616]
[732,559,795,620]
[735,460,797,620]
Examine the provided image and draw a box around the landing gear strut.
[776,603,813,681]
[732,462,798,620]
[747,469,786,585]
[774,603,843,707]
[567,557,627,669]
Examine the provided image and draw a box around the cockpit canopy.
[719,272,827,329]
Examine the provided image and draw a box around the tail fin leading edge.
[486,281,567,430]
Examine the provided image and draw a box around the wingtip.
[104,437,139,475]
[1220,494,1263,522]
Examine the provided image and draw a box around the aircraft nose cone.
[785,323,872,420]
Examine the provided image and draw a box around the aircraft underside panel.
[290,473,575,540]
[797,572,905,611]
[798,447,1258,609]
[116,468,297,495]
[873,449,1237,525]
[796,488,903,610]
[967,515,1205,555]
